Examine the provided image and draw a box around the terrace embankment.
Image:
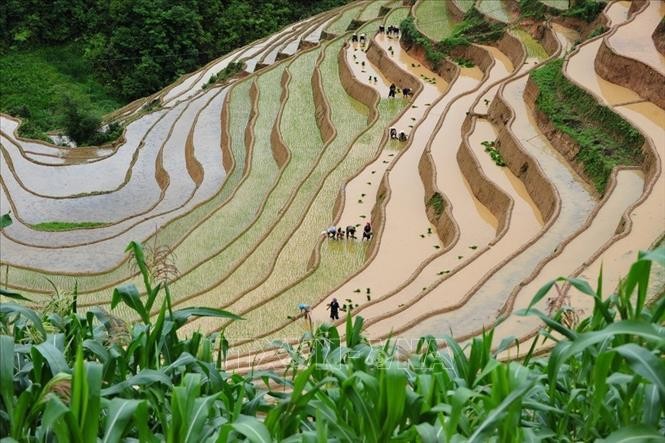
[270,71,291,168]
[337,41,380,120]
[312,55,336,144]
[558,3,665,327]
[366,40,421,92]
[338,45,525,335]
[361,52,557,341]
[457,117,512,235]
[418,151,456,246]
[550,3,611,38]
[488,94,557,222]
[492,167,645,359]
[311,30,453,318]
[524,59,645,195]
[498,7,665,356]
[594,39,665,110]
[653,17,665,55]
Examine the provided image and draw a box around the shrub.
[587,25,608,39]
[427,192,445,217]
[61,96,123,146]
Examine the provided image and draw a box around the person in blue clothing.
[298,303,311,319]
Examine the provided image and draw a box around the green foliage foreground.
[0,242,664,441]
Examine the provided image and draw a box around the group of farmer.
[294,23,407,328]
[324,221,372,241]
[378,25,400,38]
[298,297,341,322]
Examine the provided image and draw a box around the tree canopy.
[1,0,349,100]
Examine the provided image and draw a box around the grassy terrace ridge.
[29,221,107,232]
[1,241,663,441]
[530,59,644,194]
[519,0,606,22]
[326,2,366,35]
[0,43,122,142]
[414,0,457,42]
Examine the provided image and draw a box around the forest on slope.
[0,0,349,142]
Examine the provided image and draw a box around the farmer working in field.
[327,298,340,321]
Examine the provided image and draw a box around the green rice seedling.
[118,48,325,318]
[182,35,373,324]
[216,95,406,343]
[71,61,310,315]
[481,140,507,166]
[477,0,515,23]
[384,6,409,29]
[455,0,476,12]
[358,0,392,21]
[326,3,365,35]
[510,28,549,60]
[414,0,457,42]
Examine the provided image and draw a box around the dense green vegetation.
[1,240,663,441]
[401,8,505,69]
[530,60,644,193]
[519,0,607,22]
[427,192,445,217]
[481,140,507,167]
[0,0,349,142]
[0,44,122,143]
[30,221,107,232]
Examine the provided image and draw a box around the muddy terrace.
[1,0,663,371]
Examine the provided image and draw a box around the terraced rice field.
[414,0,457,41]
[2,1,664,369]
[477,0,517,23]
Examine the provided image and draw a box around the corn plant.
[1,246,663,440]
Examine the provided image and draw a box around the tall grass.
[1,242,663,440]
